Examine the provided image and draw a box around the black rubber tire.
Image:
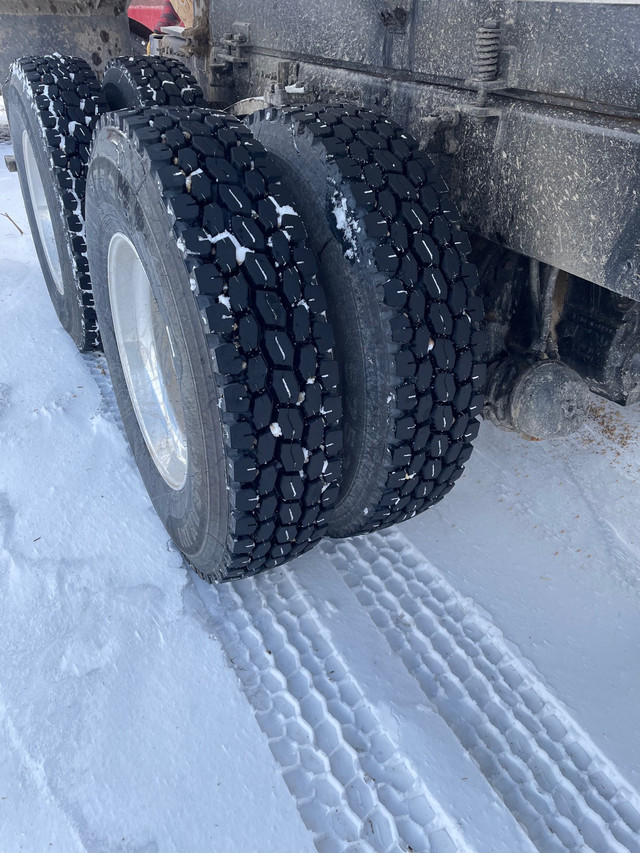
[4,55,107,350]
[102,56,208,111]
[247,105,486,538]
[86,107,343,581]
[129,17,153,41]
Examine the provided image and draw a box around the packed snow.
[0,124,639,852]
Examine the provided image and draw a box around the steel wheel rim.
[108,232,188,491]
[22,129,64,293]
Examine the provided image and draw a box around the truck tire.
[248,106,485,538]
[86,107,342,581]
[102,56,208,111]
[4,55,107,350]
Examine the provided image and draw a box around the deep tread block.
[193,134,225,159]
[350,181,377,210]
[202,203,225,235]
[194,266,224,296]
[205,302,234,335]
[237,313,260,352]
[244,254,277,289]
[229,421,255,450]
[219,184,251,214]
[387,172,419,201]
[272,369,297,403]
[383,279,408,309]
[280,443,305,472]
[255,430,276,462]
[215,343,243,374]
[256,289,287,327]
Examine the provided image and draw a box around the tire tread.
[95,107,342,581]
[102,56,208,110]
[10,55,108,349]
[248,105,485,535]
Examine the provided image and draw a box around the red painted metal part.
[127,5,164,32]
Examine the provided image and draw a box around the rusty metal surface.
[0,1,131,84]
[444,101,640,300]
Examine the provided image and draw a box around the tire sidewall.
[86,130,230,571]
[6,73,84,347]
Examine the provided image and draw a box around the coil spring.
[473,20,501,82]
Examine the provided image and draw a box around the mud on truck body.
[1,0,638,580]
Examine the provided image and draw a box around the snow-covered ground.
[0,126,639,853]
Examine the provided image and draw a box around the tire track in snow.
[198,572,472,853]
[83,352,122,426]
[324,530,640,853]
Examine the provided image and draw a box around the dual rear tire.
[8,55,485,580]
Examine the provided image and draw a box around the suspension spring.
[473,20,501,82]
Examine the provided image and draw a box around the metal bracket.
[261,61,308,108]
[418,111,461,154]
[212,22,251,71]
[460,101,502,121]
[263,81,308,109]
[459,20,508,122]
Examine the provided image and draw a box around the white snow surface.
[1,132,640,852]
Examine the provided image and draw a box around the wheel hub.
[107,232,188,490]
[22,129,63,293]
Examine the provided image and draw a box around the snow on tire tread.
[248,105,485,537]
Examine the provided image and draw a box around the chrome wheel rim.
[22,129,64,293]
[108,232,188,490]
